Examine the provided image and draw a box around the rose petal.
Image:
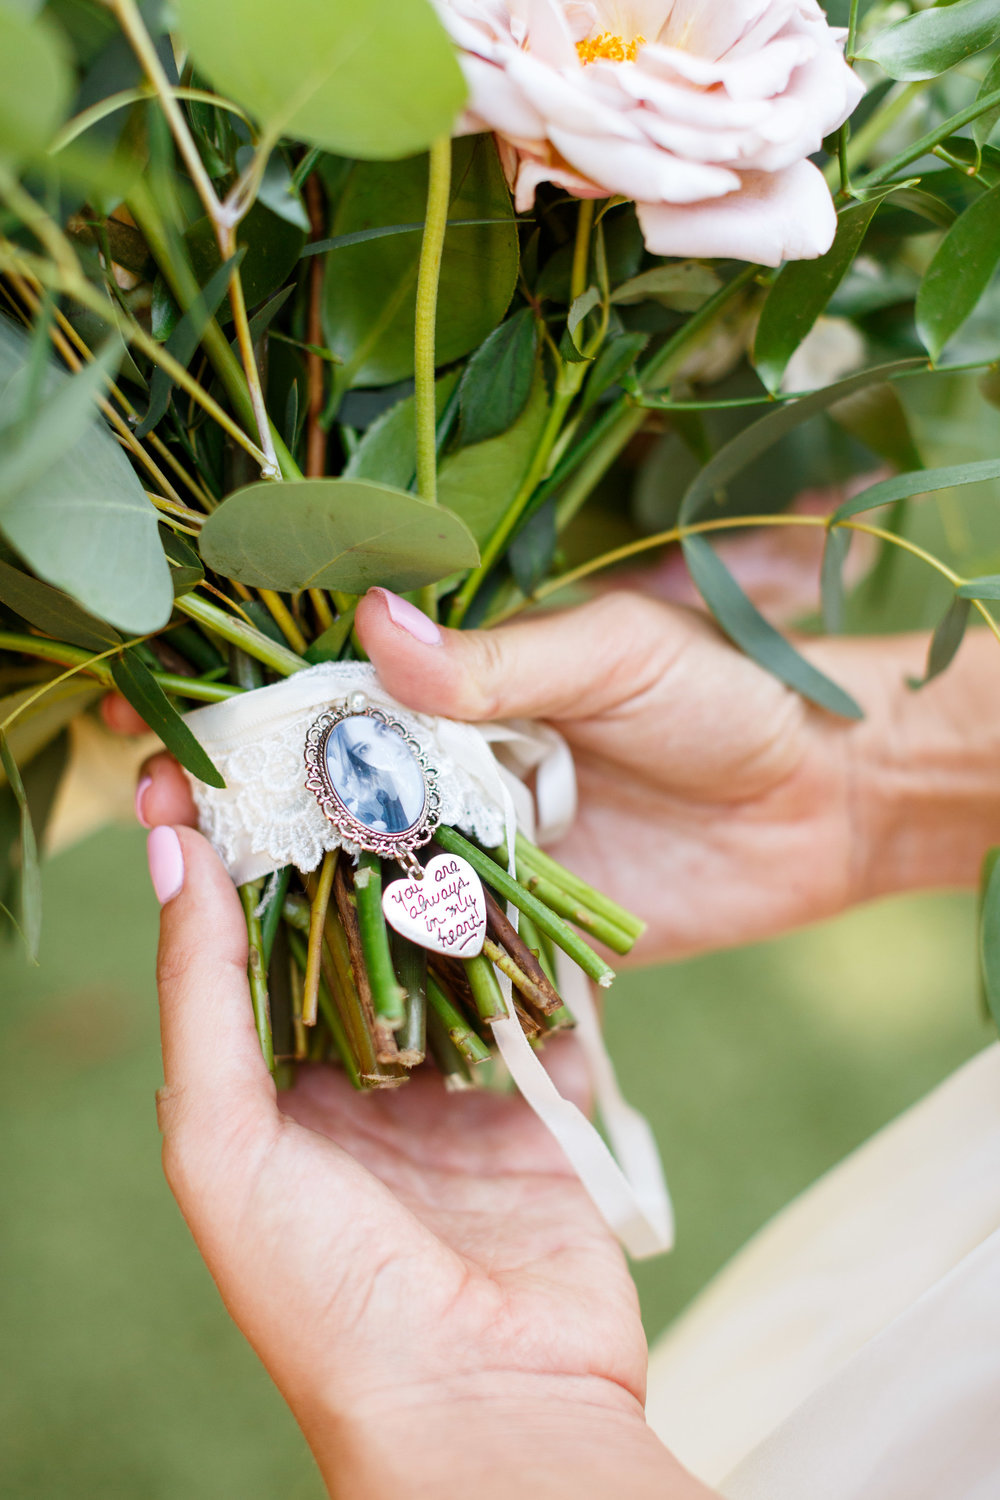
[550,125,740,201]
[635,159,837,265]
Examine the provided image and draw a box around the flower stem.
[513,832,644,942]
[414,136,452,620]
[435,827,616,988]
[391,932,427,1066]
[303,849,338,1027]
[239,883,275,1072]
[855,84,1000,192]
[426,973,491,1065]
[571,199,595,301]
[175,594,306,676]
[354,854,407,1029]
[463,952,508,1022]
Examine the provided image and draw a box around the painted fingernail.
[135,775,153,829]
[370,588,442,646]
[147,826,184,905]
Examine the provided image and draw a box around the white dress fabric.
[645,1044,1000,1497]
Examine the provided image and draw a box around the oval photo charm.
[304,698,441,867]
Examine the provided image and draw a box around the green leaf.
[682,534,862,720]
[509,499,556,596]
[678,358,927,526]
[0,679,100,780]
[235,145,310,232]
[909,594,971,688]
[0,317,173,634]
[458,309,538,448]
[343,371,460,488]
[832,456,1000,523]
[175,0,465,160]
[0,4,72,169]
[580,330,648,413]
[0,728,41,960]
[0,334,122,499]
[957,575,1000,600]
[859,0,1000,80]
[110,649,225,788]
[610,262,721,310]
[973,54,1000,151]
[186,204,303,318]
[979,846,1000,1033]
[0,557,120,650]
[198,478,480,593]
[754,198,885,393]
[135,249,244,438]
[829,381,923,472]
[160,526,204,598]
[436,374,549,549]
[820,526,851,634]
[322,138,518,387]
[560,286,601,363]
[916,182,1000,362]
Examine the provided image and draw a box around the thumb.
[150,825,276,1194]
[355,586,679,724]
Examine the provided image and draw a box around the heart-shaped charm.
[382,852,487,958]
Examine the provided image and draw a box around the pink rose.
[437,0,864,265]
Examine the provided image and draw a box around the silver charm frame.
[303,702,441,871]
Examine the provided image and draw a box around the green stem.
[175,594,306,676]
[855,84,1000,192]
[414,136,452,620]
[260,866,292,967]
[287,929,361,1088]
[570,198,595,301]
[435,827,616,988]
[425,1002,474,1087]
[354,854,406,1028]
[426,974,491,1065]
[463,952,507,1022]
[303,849,337,1027]
[0,631,242,701]
[513,832,644,941]
[392,932,427,1065]
[239,883,275,1073]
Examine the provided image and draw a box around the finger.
[355,586,691,724]
[136,752,199,829]
[101,692,148,736]
[150,826,276,1176]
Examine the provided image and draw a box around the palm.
[212,1057,646,1412]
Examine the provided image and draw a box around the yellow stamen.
[576,31,646,65]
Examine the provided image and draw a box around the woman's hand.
[145,819,712,1498]
[350,587,1000,962]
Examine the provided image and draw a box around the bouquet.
[3,0,1000,1176]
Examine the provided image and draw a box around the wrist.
[821,627,1000,904]
[297,1372,715,1500]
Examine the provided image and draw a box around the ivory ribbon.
[184,665,673,1260]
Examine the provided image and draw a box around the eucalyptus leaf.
[0,317,173,633]
[957,575,1000,600]
[0,558,120,650]
[678,358,927,526]
[916,182,1000,362]
[859,0,1000,80]
[0,728,40,960]
[832,457,1000,523]
[0,3,72,168]
[175,0,465,160]
[829,381,923,473]
[683,534,862,719]
[110,648,225,787]
[909,594,971,688]
[322,138,518,387]
[436,375,548,549]
[820,526,851,634]
[199,478,480,593]
[458,309,538,448]
[754,197,886,393]
[682,534,862,719]
[0,334,121,498]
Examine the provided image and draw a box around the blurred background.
[1,367,998,1498]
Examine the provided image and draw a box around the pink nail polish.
[147,827,184,905]
[370,588,442,646]
[135,775,153,829]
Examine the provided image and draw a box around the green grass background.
[0,826,989,1498]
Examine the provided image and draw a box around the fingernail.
[147,827,184,905]
[135,775,153,829]
[370,588,442,646]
